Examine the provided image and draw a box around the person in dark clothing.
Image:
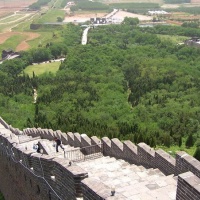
[54,137,64,152]
[35,142,40,153]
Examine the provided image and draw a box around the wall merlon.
[54,130,62,139]
[176,172,200,200]
[40,129,46,139]
[81,134,91,148]
[41,129,48,139]
[123,140,138,164]
[48,129,55,140]
[155,149,175,175]
[60,132,68,145]
[138,142,155,156]
[23,128,27,135]
[175,151,200,178]
[67,132,74,146]
[91,136,100,145]
[101,137,111,156]
[138,142,155,168]
[111,138,123,159]
[74,132,81,147]
[30,128,37,136]
[26,128,34,137]
[33,128,39,137]
[156,149,175,164]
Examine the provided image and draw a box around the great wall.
[0,116,200,200]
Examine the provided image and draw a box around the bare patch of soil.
[16,32,40,51]
[0,31,40,51]
[0,32,17,44]
[112,10,153,21]
[64,12,107,23]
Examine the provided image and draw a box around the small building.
[90,17,107,24]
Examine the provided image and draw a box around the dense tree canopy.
[0,22,200,150]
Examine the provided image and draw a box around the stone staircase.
[35,139,177,199]
[76,156,177,200]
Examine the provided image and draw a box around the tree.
[193,146,200,161]
[178,137,182,147]
[185,133,194,148]
[150,137,156,148]
[123,17,139,26]
[182,22,199,28]
[1,59,25,77]
[57,16,63,22]
[164,134,171,148]
[0,191,4,200]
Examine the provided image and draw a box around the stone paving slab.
[76,156,177,199]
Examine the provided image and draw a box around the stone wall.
[176,171,200,200]
[175,151,200,178]
[1,117,200,200]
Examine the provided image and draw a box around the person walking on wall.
[54,137,64,152]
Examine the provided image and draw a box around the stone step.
[77,156,168,191]
[112,174,177,199]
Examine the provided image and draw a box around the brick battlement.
[0,116,200,200]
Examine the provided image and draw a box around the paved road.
[82,26,90,45]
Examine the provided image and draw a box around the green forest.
[1,18,200,155]
[0,192,4,200]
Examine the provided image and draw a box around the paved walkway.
[82,27,90,45]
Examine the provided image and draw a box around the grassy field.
[12,12,42,32]
[157,34,188,44]
[35,9,65,23]
[24,62,61,77]
[27,30,63,48]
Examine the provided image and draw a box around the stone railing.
[0,116,200,200]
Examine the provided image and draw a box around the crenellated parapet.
[1,117,200,200]
[155,149,175,176]
[175,151,200,178]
